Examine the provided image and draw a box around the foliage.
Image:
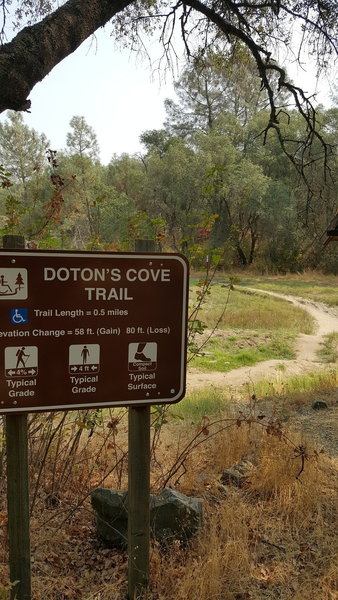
[0,164,11,188]
[0,53,337,269]
[0,0,336,198]
[126,211,166,246]
[164,45,281,139]
[66,116,99,160]
[0,112,48,186]
[187,267,237,361]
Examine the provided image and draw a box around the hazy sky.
[24,27,180,164]
[2,26,179,164]
[0,23,335,165]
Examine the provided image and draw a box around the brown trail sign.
[0,249,188,413]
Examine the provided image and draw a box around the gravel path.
[187,289,338,392]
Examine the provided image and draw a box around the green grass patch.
[190,332,295,372]
[176,368,338,421]
[174,367,338,422]
[318,332,338,363]
[191,285,314,334]
[249,367,338,398]
[173,388,228,421]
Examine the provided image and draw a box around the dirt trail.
[187,289,338,391]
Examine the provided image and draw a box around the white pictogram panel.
[0,269,28,299]
[5,346,38,377]
[128,342,157,372]
[69,344,100,374]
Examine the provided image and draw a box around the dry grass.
[0,390,337,600]
[146,409,337,600]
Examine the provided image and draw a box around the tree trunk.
[248,217,259,265]
[236,242,247,266]
[248,229,258,265]
[0,0,134,113]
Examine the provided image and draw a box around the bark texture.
[0,0,134,113]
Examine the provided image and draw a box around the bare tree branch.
[181,0,336,197]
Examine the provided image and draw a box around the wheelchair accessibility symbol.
[10,308,28,325]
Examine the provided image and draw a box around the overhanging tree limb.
[0,0,336,117]
[0,0,134,113]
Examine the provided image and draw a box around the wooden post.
[128,239,156,600]
[128,406,151,599]
[3,235,31,600]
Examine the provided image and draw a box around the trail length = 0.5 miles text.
[33,308,128,318]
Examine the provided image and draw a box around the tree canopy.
[0,0,337,268]
[0,0,336,186]
[0,0,337,115]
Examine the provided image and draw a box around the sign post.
[127,240,154,600]
[3,235,31,600]
[128,404,150,598]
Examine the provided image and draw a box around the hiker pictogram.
[5,346,38,377]
[128,342,157,372]
[69,344,100,374]
[16,347,29,368]
[0,269,28,299]
[81,345,90,364]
